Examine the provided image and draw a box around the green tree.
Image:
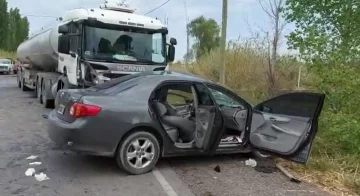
[6,7,28,51]
[188,16,220,59]
[284,0,360,64]
[0,0,8,50]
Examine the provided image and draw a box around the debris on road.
[29,162,42,166]
[34,172,50,181]
[214,165,221,173]
[26,155,38,160]
[245,158,257,167]
[276,164,301,183]
[25,168,35,176]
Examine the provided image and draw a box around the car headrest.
[153,102,167,117]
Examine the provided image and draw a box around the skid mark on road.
[152,168,178,196]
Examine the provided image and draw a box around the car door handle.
[271,124,300,136]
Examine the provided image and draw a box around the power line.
[144,0,171,15]
[21,14,58,18]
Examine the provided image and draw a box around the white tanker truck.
[16,1,177,108]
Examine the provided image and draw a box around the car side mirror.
[168,45,175,62]
[58,35,70,54]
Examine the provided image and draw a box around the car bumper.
[47,110,115,156]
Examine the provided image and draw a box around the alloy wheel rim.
[126,138,155,169]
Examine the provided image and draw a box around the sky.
[7,0,295,60]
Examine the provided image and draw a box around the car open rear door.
[250,92,325,163]
[192,84,225,153]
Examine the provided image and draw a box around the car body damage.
[47,70,325,175]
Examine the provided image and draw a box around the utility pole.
[184,0,190,66]
[219,0,228,85]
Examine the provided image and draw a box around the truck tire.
[17,73,21,88]
[41,80,54,109]
[37,79,42,104]
[54,76,70,104]
[21,78,30,91]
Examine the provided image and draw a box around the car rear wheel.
[116,131,160,175]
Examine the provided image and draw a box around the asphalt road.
[0,74,331,196]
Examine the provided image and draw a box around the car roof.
[141,70,213,83]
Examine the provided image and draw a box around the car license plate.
[57,104,65,115]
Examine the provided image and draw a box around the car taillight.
[69,103,101,118]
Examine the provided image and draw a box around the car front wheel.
[116,131,160,175]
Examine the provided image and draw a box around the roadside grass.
[0,50,16,60]
[170,39,360,196]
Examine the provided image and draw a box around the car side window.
[255,93,321,118]
[206,85,243,108]
[194,84,214,106]
[166,89,193,105]
[163,84,194,106]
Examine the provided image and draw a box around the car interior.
[151,83,249,149]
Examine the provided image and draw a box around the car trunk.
[54,89,102,123]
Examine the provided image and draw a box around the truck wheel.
[116,131,160,175]
[41,81,53,109]
[17,74,21,88]
[21,78,30,91]
[37,79,42,103]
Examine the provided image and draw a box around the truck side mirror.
[58,35,70,54]
[170,38,177,45]
[58,24,69,34]
[168,45,175,62]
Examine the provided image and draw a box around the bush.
[0,50,16,60]
[174,38,304,103]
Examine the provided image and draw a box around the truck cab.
[56,2,177,89]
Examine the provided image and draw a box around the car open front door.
[192,84,225,153]
[250,92,325,163]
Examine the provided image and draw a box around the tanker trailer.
[16,1,177,108]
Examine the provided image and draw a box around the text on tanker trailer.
[16,1,177,108]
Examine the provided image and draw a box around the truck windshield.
[84,26,166,65]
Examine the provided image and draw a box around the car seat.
[153,102,196,143]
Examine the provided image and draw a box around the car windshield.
[0,59,11,64]
[84,26,166,65]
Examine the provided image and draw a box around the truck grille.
[0,66,7,69]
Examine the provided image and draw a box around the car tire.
[116,131,161,175]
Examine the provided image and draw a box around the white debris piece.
[34,172,50,181]
[245,158,257,167]
[26,155,38,160]
[25,168,36,176]
[29,162,42,166]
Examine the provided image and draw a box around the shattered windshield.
[84,26,166,65]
